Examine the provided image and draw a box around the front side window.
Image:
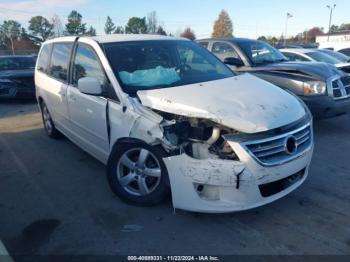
[237,40,288,66]
[0,56,36,71]
[103,40,234,94]
[212,42,239,61]
[48,43,73,82]
[37,44,52,72]
[72,44,107,87]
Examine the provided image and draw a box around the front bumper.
[302,95,350,119]
[0,85,35,99]
[164,140,313,213]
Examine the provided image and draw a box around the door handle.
[58,90,66,96]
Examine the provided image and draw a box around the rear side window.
[212,42,239,61]
[37,44,52,72]
[283,52,309,62]
[198,42,209,49]
[48,43,73,82]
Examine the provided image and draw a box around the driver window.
[212,42,239,61]
[72,44,119,100]
[72,44,107,88]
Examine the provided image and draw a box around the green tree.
[156,26,167,36]
[257,36,267,42]
[104,16,116,34]
[1,20,22,54]
[65,10,86,35]
[28,16,54,42]
[329,24,339,33]
[86,26,96,36]
[212,10,233,38]
[125,17,147,34]
[114,26,124,34]
[180,27,196,40]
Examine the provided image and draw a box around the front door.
[67,42,110,162]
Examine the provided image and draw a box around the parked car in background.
[318,48,350,63]
[0,55,36,99]
[198,38,350,119]
[280,48,350,73]
[318,41,350,57]
[35,35,313,213]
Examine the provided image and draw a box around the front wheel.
[107,142,169,205]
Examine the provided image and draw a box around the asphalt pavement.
[0,101,350,256]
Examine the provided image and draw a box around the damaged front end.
[158,114,313,213]
[125,74,313,212]
[128,98,312,213]
[158,111,247,198]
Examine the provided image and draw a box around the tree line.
[0,10,200,54]
[1,7,346,55]
[258,23,350,46]
[0,9,233,55]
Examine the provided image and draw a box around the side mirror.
[224,57,244,67]
[77,77,102,95]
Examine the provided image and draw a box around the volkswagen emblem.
[284,135,297,155]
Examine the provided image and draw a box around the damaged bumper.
[164,128,313,213]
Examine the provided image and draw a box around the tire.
[40,101,61,139]
[107,142,170,206]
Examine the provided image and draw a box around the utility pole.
[327,4,336,41]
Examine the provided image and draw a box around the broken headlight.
[159,113,239,160]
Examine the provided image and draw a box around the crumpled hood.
[137,73,306,133]
[247,61,346,81]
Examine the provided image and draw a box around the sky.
[0,0,349,39]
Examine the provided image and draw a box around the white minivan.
[35,34,313,213]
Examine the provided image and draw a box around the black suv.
[197,38,350,118]
[0,55,36,99]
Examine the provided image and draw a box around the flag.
[287,13,293,18]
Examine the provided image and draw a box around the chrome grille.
[332,76,350,99]
[243,124,312,166]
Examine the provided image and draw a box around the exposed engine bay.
[154,110,238,161]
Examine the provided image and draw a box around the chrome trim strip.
[329,75,350,100]
[241,123,310,146]
[241,122,312,167]
[251,142,285,153]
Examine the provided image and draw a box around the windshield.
[306,51,341,65]
[0,56,36,71]
[102,40,235,94]
[319,49,350,63]
[237,40,288,66]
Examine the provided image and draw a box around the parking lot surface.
[0,101,350,256]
